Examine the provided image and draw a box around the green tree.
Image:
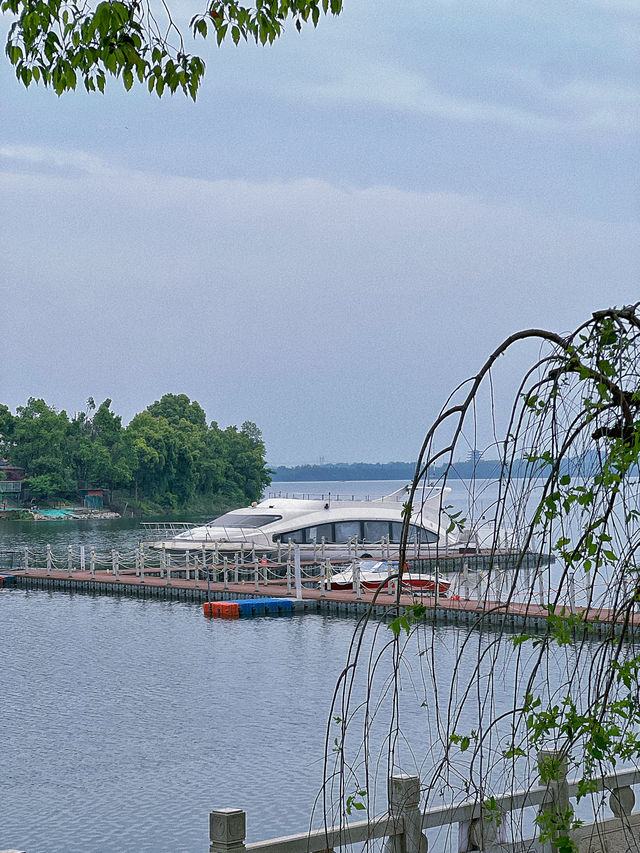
[0,403,15,455]
[147,393,207,429]
[220,421,271,502]
[2,0,342,98]
[10,398,74,498]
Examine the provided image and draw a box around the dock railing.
[210,756,640,853]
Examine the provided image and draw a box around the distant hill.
[271,452,607,482]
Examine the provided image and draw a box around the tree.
[327,304,640,853]
[2,0,342,98]
[147,393,207,430]
[0,403,15,455]
[10,398,74,499]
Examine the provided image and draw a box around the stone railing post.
[209,808,246,853]
[458,805,500,853]
[537,750,569,853]
[386,774,427,853]
[609,783,635,821]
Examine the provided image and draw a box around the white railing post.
[135,547,140,577]
[354,559,362,600]
[224,556,229,591]
[160,547,166,579]
[166,557,172,587]
[139,545,145,584]
[23,546,29,574]
[185,549,190,581]
[112,549,120,580]
[202,546,208,584]
[537,567,545,608]
[386,775,426,853]
[294,544,302,601]
[253,555,259,592]
[80,544,86,573]
[90,548,96,579]
[568,571,575,613]
[67,545,73,578]
[463,562,470,600]
[286,552,292,595]
[234,553,239,585]
[209,808,246,853]
[46,544,52,576]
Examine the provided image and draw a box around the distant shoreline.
[271,453,605,482]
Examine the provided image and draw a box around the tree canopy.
[1,393,271,507]
[2,0,342,98]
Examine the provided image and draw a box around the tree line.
[272,452,607,482]
[0,394,271,509]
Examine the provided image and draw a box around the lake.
[0,480,611,852]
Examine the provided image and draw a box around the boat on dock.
[142,486,460,560]
[328,559,452,595]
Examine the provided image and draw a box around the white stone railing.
[209,760,640,853]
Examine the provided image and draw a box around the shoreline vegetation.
[0,393,271,518]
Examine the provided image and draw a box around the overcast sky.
[1,0,638,465]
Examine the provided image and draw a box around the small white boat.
[328,560,451,595]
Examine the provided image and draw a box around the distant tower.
[467,449,482,466]
[318,455,326,465]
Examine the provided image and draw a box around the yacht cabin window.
[209,513,282,528]
[334,521,361,543]
[275,521,438,544]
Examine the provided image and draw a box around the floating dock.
[4,567,639,637]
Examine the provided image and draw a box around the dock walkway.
[5,567,638,636]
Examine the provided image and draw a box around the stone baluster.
[610,784,635,821]
[209,808,246,853]
[537,750,569,853]
[385,774,427,853]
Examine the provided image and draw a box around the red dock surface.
[8,567,640,631]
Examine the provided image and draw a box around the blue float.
[234,598,295,617]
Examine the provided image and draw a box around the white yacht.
[143,486,458,559]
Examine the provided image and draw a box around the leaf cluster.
[3,0,342,96]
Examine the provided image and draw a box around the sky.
[1,0,638,466]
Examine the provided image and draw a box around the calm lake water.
[0,480,611,852]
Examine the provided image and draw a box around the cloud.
[1,146,637,460]
[0,144,110,175]
[282,58,639,134]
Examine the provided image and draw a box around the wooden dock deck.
[5,567,639,636]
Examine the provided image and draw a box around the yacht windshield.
[208,513,282,528]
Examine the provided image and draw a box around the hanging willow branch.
[323,303,640,853]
